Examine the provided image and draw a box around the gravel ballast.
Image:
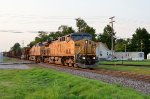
[0,64,30,69]
[39,63,150,95]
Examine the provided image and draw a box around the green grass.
[3,57,18,63]
[98,65,150,75]
[0,67,149,99]
[98,60,150,75]
[100,60,150,66]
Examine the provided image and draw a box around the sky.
[0,0,150,51]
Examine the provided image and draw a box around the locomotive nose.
[85,40,88,44]
[85,39,92,45]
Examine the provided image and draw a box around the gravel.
[39,63,150,95]
[0,64,30,69]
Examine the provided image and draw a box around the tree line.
[10,18,150,58]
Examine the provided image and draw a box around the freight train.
[4,32,97,68]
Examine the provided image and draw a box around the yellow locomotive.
[29,32,97,68]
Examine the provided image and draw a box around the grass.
[3,57,18,63]
[0,67,150,99]
[100,60,150,66]
[98,65,150,75]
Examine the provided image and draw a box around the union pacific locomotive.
[5,32,97,68]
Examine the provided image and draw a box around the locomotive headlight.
[85,40,88,44]
[93,57,96,59]
[82,57,85,59]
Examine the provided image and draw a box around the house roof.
[97,42,110,51]
[147,53,150,56]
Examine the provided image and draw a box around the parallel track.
[94,69,150,83]
[100,64,150,67]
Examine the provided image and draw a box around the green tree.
[130,28,150,58]
[76,18,96,41]
[38,31,47,38]
[28,18,97,47]
[49,32,60,40]
[47,25,75,40]
[58,25,75,36]
[27,41,36,48]
[115,39,128,52]
[31,31,50,44]
[11,43,21,51]
[97,25,115,49]
[11,43,22,56]
[76,18,87,32]
[37,31,49,42]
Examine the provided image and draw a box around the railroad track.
[37,63,150,83]
[100,64,150,67]
[93,69,150,83]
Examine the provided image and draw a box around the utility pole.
[22,40,24,48]
[141,40,143,52]
[124,44,126,53]
[109,16,115,60]
[21,40,25,60]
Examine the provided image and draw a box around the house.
[96,42,112,60]
[96,42,144,61]
[114,52,144,61]
[147,53,150,60]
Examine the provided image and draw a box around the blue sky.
[0,0,150,51]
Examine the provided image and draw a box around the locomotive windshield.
[71,33,92,41]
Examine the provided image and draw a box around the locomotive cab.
[70,33,97,68]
